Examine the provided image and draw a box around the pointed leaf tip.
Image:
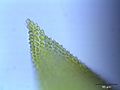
[26,18,31,24]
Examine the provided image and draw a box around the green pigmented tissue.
[26,19,112,90]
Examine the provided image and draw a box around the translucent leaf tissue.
[26,19,112,90]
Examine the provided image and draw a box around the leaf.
[26,19,112,90]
